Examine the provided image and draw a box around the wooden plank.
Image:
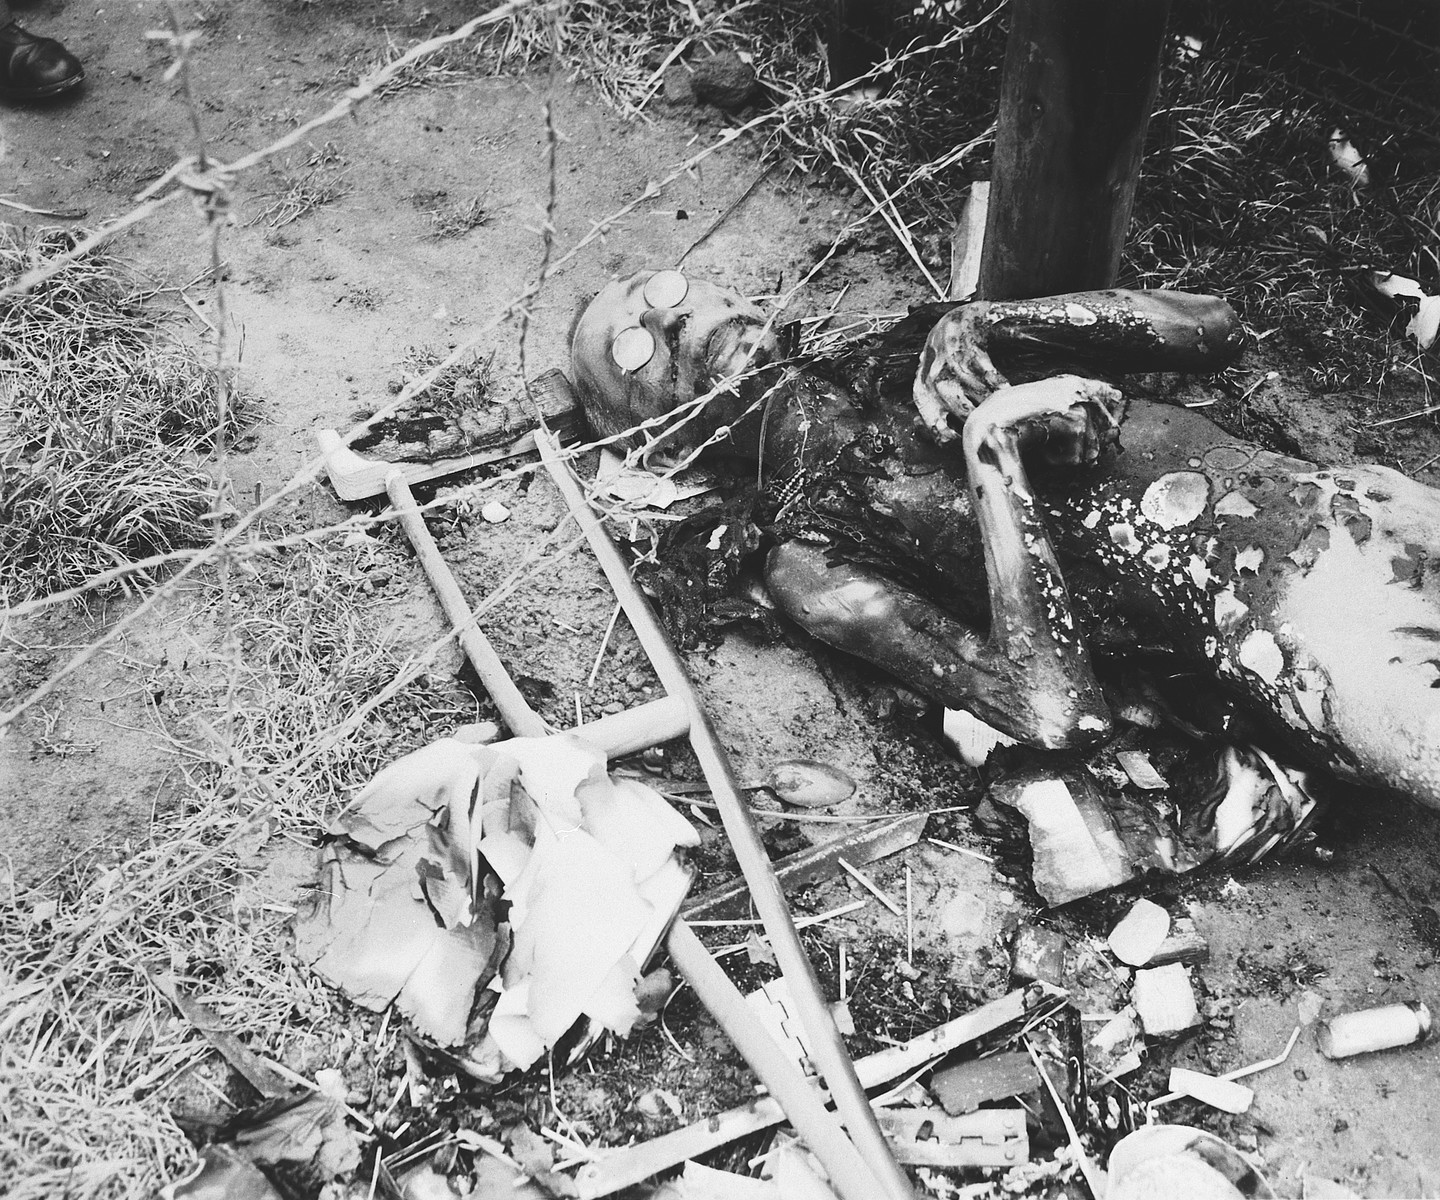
[930,1051,1041,1116]
[682,813,927,919]
[878,1107,1028,1168]
[572,987,1055,1198]
[1148,917,1210,968]
[978,0,1171,299]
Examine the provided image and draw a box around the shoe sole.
[0,69,83,101]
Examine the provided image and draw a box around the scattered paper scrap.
[595,448,715,509]
[942,707,1018,767]
[1369,269,1440,351]
[1167,1066,1254,1114]
[1088,1006,1144,1082]
[1327,126,1371,187]
[987,747,1324,904]
[1297,989,1324,1026]
[296,732,698,1075]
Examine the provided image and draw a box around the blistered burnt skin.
[982,290,1245,370]
[571,274,1440,810]
[1046,403,1440,805]
[766,377,1116,751]
[914,290,1244,444]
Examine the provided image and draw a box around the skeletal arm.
[914,290,1243,441]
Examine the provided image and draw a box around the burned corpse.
[569,269,1440,811]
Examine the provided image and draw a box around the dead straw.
[0,227,238,603]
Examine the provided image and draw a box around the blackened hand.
[913,303,1007,443]
[964,376,1126,467]
[1033,381,1126,467]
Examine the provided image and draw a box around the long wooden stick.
[385,470,548,738]
[370,457,884,1192]
[574,986,1049,1198]
[665,922,886,1200]
[381,468,684,752]
[537,426,916,1200]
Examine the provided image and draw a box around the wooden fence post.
[977,0,1172,300]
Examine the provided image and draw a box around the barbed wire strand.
[0,10,1002,733]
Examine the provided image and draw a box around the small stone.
[689,51,758,110]
[480,501,510,523]
[635,967,674,1013]
[1011,924,1067,985]
[663,61,695,105]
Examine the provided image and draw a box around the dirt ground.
[4,1,1440,1197]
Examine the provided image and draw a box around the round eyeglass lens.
[611,325,656,372]
[643,268,689,309]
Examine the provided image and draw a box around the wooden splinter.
[537,421,917,1200]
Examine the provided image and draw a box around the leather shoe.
[0,21,83,101]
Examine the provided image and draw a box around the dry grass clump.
[0,226,242,603]
[0,801,291,1200]
[428,196,489,240]
[1129,0,1440,394]
[383,344,496,417]
[249,166,348,230]
[214,537,482,831]
[0,537,479,1198]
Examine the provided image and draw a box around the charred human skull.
[569,269,778,465]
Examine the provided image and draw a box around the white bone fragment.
[1108,899,1172,966]
[943,707,1018,766]
[1131,964,1199,1036]
[1167,1066,1254,1114]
